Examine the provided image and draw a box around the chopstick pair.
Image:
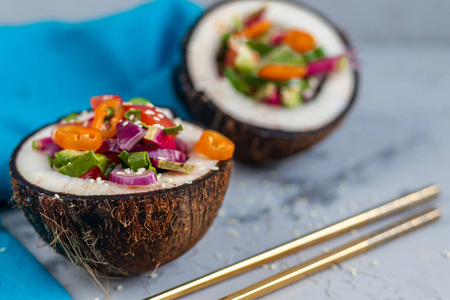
[145,185,440,300]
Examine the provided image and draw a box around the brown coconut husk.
[10,143,233,278]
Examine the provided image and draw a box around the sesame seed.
[211,166,219,171]
[251,225,260,232]
[157,173,162,180]
[54,194,60,199]
[370,260,379,266]
[115,285,123,291]
[123,121,129,126]
[198,166,205,171]
[157,113,165,118]
[262,264,269,270]
[291,229,301,238]
[218,209,226,217]
[321,247,330,253]
[161,183,166,188]
[227,218,240,226]
[93,298,100,300]
[129,114,135,120]
[269,263,277,270]
[153,117,161,121]
[349,268,357,277]
[150,272,158,279]
[104,183,109,187]
[185,180,193,184]
[89,179,95,183]
[214,253,222,259]
[136,171,144,175]
[137,168,146,172]
[442,250,450,259]
[116,171,126,175]
[125,168,132,174]
[157,156,166,160]
[166,178,173,183]
[145,110,154,115]
[227,228,239,238]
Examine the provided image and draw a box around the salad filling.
[217,6,352,108]
[29,95,234,189]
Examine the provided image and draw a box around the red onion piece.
[131,144,186,163]
[42,141,62,158]
[244,7,266,27]
[97,139,122,154]
[269,33,285,45]
[174,138,188,154]
[306,55,347,76]
[265,89,281,106]
[109,165,157,186]
[117,121,147,151]
[142,127,177,150]
[34,137,53,150]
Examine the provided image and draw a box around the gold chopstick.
[220,207,441,300]
[145,185,439,300]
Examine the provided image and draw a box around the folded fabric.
[0,0,202,298]
[0,0,202,202]
[0,217,72,299]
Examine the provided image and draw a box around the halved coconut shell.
[180,0,359,164]
[9,120,232,277]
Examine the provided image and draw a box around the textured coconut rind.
[10,136,233,277]
[179,0,359,164]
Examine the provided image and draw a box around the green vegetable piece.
[118,150,131,168]
[32,140,39,150]
[94,153,112,175]
[62,112,79,122]
[104,162,117,179]
[281,84,303,108]
[155,160,195,174]
[232,15,243,30]
[246,41,275,56]
[242,74,269,87]
[254,83,277,101]
[303,47,326,63]
[124,109,142,122]
[47,155,54,169]
[54,150,88,169]
[57,151,100,177]
[163,124,183,136]
[221,32,231,46]
[224,67,250,95]
[265,46,305,65]
[234,44,260,75]
[129,97,151,105]
[128,151,151,172]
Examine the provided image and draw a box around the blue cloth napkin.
[0,0,202,298]
[0,0,202,202]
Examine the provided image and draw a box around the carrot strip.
[241,20,272,39]
[258,64,306,81]
[284,29,316,53]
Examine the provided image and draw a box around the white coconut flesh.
[15,110,219,196]
[186,0,356,132]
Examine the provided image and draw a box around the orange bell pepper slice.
[241,20,272,39]
[195,130,235,161]
[283,29,316,53]
[53,125,102,151]
[258,64,306,81]
[92,99,124,139]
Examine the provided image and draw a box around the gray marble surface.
[1,1,450,300]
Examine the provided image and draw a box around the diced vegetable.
[97,139,122,154]
[303,47,326,63]
[53,125,103,151]
[163,124,183,136]
[116,120,147,151]
[32,137,53,151]
[62,112,78,123]
[254,83,277,101]
[42,141,63,159]
[128,97,151,105]
[143,126,177,149]
[241,20,272,39]
[284,29,316,53]
[153,159,195,174]
[80,166,107,180]
[265,89,281,106]
[281,84,303,108]
[109,165,157,186]
[92,99,125,139]
[90,95,122,110]
[258,64,306,81]
[306,55,348,76]
[224,67,250,95]
[264,46,305,65]
[131,145,186,163]
[174,138,188,154]
[124,109,141,122]
[57,150,101,177]
[54,150,87,168]
[124,104,176,129]
[128,152,152,172]
[195,130,235,160]
[234,43,260,74]
[244,6,266,27]
[118,150,130,168]
[246,40,275,56]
